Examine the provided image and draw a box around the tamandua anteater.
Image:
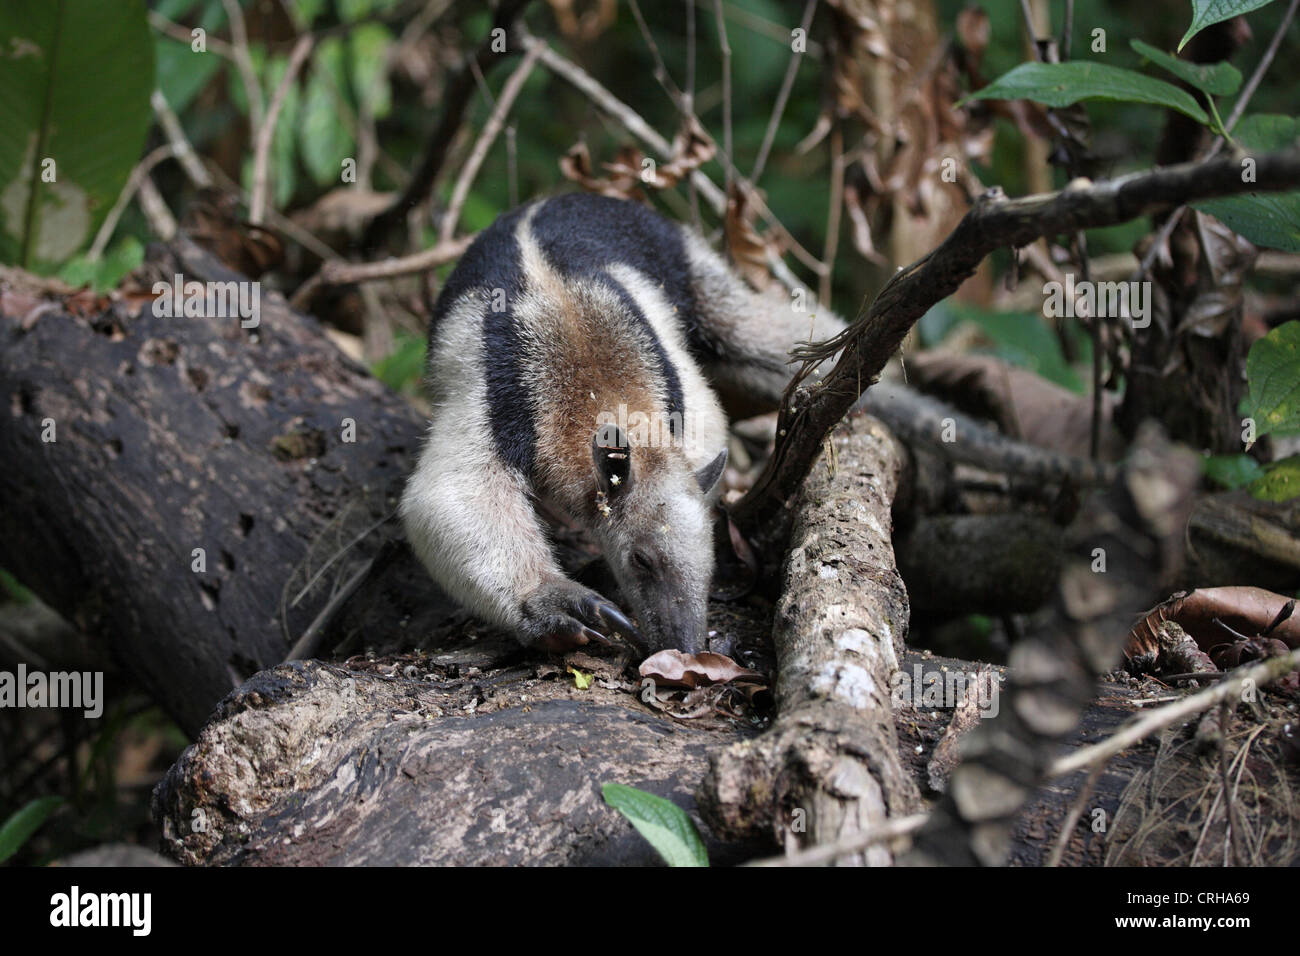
[401,192,845,655]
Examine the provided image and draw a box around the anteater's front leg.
[400,438,639,651]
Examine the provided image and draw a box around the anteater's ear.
[694,448,728,495]
[593,424,632,498]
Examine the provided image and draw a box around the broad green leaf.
[601,783,708,867]
[568,666,593,690]
[1243,321,1300,438]
[350,24,394,121]
[1203,453,1265,489]
[0,796,63,863]
[1179,0,1276,52]
[1130,39,1242,96]
[940,302,1085,392]
[0,0,155,272]
[964,61,1209,125]
[1195,115,1300,252]
[1249,456,1300,502]
[299,38,355,187]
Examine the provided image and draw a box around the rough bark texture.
[152,655,765,866]
[700,412,921,863]
[0,240,447,734]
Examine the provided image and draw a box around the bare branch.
[87,145,177,261]
[439,44,542,243]
[290,234,474,312]
[151,89,212,188]
[220,0,265,138]
[734,149,1300,540]
[248,35,315,226]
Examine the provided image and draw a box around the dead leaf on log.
[639,649,765,689]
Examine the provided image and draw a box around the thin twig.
[220,0,265,139]
[819,124,843,309]
[1224,0,1299,134]
[744,813,929,867]
[151,89,212,188]
[148,10,235,59]
[1046,760,1105,866]
[440,44,541,243]
[1049,647,1300,779]
[290,234,474,311]
[249,34,315,226]
[87,145,177,260]
[712,0,733,196]
[136,176,178,241]
[752,0,818,186]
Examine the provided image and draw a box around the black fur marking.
[428,194,703,475]
[528,194,698,437]
[428,204,536,476]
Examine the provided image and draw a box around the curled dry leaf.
[1126,586,1300,664]
[639,649,765,689]
[723,186,775,290]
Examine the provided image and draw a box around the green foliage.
[0,796,63,864]
[372,333,427,394]
[1248,456,1300,502]
[1203,453,1265,489]
[0,567,35,604]
[1243,321,1300,439]
[1196,115,1300,252]
[0,0,155,272]
[1179,0,1277,52]
[964,61,1210,125]
[1129,39,1242,96]
[58,237,145,293]
[601,783,709,867]
[922,302,1085,392]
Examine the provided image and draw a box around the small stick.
[249,34,315,226]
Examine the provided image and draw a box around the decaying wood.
[1187,490,1300,594]
[0,239,449,735]
[699,412,921,863]
[897,513,1063,621]
[152,654,766,866]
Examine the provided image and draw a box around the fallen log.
[699,412,922,863]
[0,241,450,734]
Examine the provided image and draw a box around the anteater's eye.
[630,551,654,574]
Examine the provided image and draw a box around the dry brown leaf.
[1126,587,1300,663]
[639,649,765,689]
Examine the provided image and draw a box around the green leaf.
[601,783,709,867]
[1243,321,1300,438]
[373,333,426,392]
[0,796,63,863]
[1129,39,1242,96]
[1179,0,1276,52]
[568,666,593,689]
[1249,456,1300,502]
[0,0,156,272]
[1194,115,1300,252]
[964,61,1209,125]
[299,38,355,187]
[350,24,393,121]
[58,236,144,293]
[1203,453,1264,489]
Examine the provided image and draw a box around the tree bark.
[0,240,448,734]
[700,412,922,863]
